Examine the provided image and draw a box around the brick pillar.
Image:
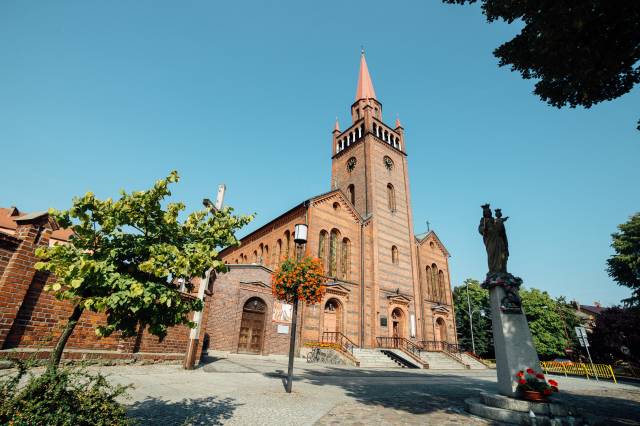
[0,214,52,348]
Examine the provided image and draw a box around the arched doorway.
[391,308,405,341]
[322,298,343,335]
[237,297,266,354]
[435,317,448,343]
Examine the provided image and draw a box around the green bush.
[0,361,131,426]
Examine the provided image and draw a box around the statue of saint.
[478,204,509,274]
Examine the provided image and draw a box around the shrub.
[0,361,131,426]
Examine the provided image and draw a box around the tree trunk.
[47,305,84,372]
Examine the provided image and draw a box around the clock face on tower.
[383,156,394,171]
[347,157,357,172]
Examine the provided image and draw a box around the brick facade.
[0,211,203,364]
[213,53,458,355]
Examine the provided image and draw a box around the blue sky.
[1,1,638,306]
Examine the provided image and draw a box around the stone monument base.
[465,392,590,425]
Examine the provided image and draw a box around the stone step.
[419,351,467,370]
[461,353,490,369]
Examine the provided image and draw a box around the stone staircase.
[461,353,489,369]
[352,348,404,368]
[419,351,468,369]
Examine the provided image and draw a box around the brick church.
[207,52,458,356]
[0,53,463,367]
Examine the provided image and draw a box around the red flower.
[516,371,524,378]
[548,379,558,387]
[526,368,535,374]
[536,373,545,379]
[518,379,526,385]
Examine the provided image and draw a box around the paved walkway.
[94,353,640,425]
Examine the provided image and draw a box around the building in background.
[211,52,457,355]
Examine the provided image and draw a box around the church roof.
[355,51,377,101]
[415,230,450,257]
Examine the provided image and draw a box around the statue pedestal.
[485,273,540,397]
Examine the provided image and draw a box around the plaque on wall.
[277,324,290,334]
[380,316,387,327]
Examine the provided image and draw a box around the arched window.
[284,231,291,259]
[431,263,439,301]
[258,244,264,264]
[391,245,399,265]
[329,229,341,277]
[275,239,282,264]
[387,183,396,211]
[438,270,446,304]
[318,230,328,270]
[347,184,355,205]
[424,266,431,299]
[263,245,269,267]
[341,238,350,280]
[252,250,258,264]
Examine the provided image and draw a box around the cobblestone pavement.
[91,353,640,425]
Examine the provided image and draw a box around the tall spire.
[355,49,377,101]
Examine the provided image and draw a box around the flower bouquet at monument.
[515,368,559,401]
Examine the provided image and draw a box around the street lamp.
[285,224,307,393]
[465,281,485,355]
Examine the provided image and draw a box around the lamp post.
[285,223,307,393]
[465,281,485,355]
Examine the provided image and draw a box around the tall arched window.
[424,266,432,299]
[438,270,446,304]
[347,184,355,205]
[341,238,351,280]
[329,229,341,277]
[391,245,399,265]
[387,183,396,211]
[252,250,258,264]
[284,231,291,259]
[263,245,269,267]
[431,263,439,301]
[318,230,328,270]
[275,239,282,264]
[258,244,264,264]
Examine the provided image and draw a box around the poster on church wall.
[410,314,416,338]
[272,301,292,323]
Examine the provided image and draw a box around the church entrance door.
[238,298,266,354]
[391,308,404,348]
[322,299,342,335]
[435,317,447,343]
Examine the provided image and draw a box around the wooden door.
[323,311,337,334]
[238,299,266,354]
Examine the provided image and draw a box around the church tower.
[331,51,421,345]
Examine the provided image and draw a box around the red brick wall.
[0,220,195,364]
[205,265,291,355]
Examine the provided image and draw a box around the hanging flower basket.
[272,256,327,305]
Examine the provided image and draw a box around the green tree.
[607,213,640,307]
[520,288,569,359]
[555,296,583,357]
[35,171,252,370]
[452,279,493,356]
[443,0,640,130]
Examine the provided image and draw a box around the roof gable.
[416,230,450,257]
[310,189,363,223]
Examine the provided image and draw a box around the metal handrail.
[321,331,358,355]
[376,336,423,360]
[418,340,469,367]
